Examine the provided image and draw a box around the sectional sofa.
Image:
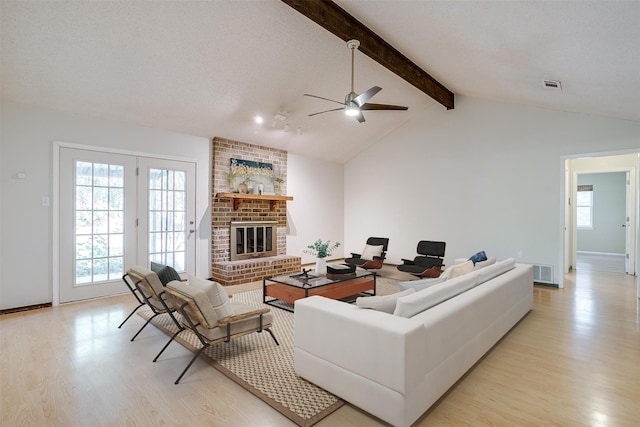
[294,259,533,427]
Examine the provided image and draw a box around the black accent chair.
[397,241,446,278]
[344,237,390,270]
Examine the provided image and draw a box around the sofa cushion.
[393,274,478,318]
[475,258,516,285]
[356,288,415,313]
[474,256,496,269]
[397,276,447,292]
[440,260,474,280]
[150,261,181,286]
[188,275,234,319]
[361,244,384,260]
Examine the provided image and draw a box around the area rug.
[139,277,398,426]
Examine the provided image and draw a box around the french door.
[59,148,196,303]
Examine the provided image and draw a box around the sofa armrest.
[294,296,427,395]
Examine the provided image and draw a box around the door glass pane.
[74,161,125,285]
[148,168,187,270]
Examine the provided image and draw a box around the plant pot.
[315,258,327,275]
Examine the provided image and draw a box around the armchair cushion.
[188,275,234,319]
[361,244,384,260]
[150,261,182,286]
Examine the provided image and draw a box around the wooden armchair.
[165,277,279,384]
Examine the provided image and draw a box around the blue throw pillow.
[468,251,488,265]
[150,261,182,286]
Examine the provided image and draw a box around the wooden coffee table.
[262,270,376,312]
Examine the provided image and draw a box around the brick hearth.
[212,255,301,286]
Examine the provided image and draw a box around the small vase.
[237,182,248,194]
[315,257,327,275]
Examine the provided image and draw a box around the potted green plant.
[303,239,340,275]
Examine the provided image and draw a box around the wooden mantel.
[215,192,293,211]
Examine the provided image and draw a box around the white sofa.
[294,259,533,427]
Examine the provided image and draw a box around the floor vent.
[532,264,554,284]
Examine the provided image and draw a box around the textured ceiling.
[2,1,639,163]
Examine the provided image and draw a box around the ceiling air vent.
[543,80,562,90]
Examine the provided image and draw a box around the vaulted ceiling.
[2,1,639,163]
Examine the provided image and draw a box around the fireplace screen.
[230,221,277,261]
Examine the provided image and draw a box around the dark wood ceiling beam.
[281,0,454,110]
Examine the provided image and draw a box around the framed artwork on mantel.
[228,158,282,195]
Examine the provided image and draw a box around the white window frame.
[576,187,594,230]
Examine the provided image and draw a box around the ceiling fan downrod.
[345,39,360,115]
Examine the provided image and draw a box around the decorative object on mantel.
[303,239,340,276]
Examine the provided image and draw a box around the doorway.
[563,153,638,279]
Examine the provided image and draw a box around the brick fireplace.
[210,137,301,286]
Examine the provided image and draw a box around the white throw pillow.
[355,288,415,314]
[440,260,474,280]
[474,257,496,270]
[393,274,478,318]
[361,244,384,260]
[188,275,234,319]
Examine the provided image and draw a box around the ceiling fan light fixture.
[345,105,360,116]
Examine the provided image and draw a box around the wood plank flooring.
[1,267,638,426]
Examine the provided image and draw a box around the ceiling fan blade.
[354,111,365,123]
[354,86,382,107]
[360,103,409,111]
[304,93,345,106]
[308,107,344,117]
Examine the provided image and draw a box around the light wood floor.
[576,252,627,274]
[1,267,638,426]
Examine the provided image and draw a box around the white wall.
[345,96,640,285]
[286,153,344,265]
[0,101,211,309]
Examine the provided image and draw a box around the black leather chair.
[397,241,446,277]
[344,237,389,270]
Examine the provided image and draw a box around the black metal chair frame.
[172,301,279,384]
[118,273,146,328]
[124,271,185,363]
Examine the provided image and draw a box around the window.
[576,185,593,230]
[74,161,125,284]
[148,168,187,271]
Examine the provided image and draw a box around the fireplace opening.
[230,221,277,261]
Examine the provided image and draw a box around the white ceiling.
[2,1,639,163]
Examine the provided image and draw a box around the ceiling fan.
[305,39,409,123]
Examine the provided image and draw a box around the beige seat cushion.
[196,301,274,341]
